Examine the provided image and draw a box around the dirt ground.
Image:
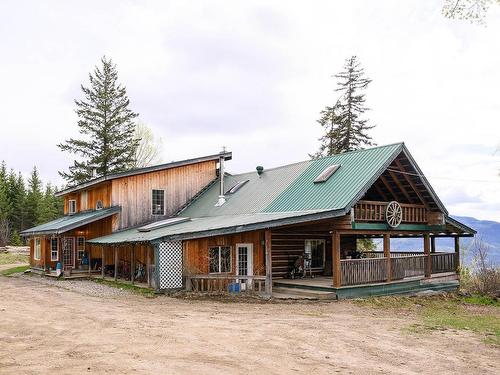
[0,275,498,375]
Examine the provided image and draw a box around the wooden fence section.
[431,252,456,274]
[340,253,455,286]
[340,257,388,286]
[186,274,267,293]
[354,200,427,223]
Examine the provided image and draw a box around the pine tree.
[312,56,375,157]
[58,56,139,185]
[39,183,61,223]
[25,167,43,228]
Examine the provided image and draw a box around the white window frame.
[77,236,85,260]
[34,237,41,260]
[50,238,59,261]
[151,189,165,216]
[208,246,232,273]
[305,239,326,269]
[68,199,77,214]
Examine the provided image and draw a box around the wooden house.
[22,143,475,298]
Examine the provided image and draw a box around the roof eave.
[55,152,232,197]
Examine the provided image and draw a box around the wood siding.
[63,182,112,214]
[111,160,217,230]
[183,231,265,276]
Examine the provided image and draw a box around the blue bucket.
[228,283,241,293]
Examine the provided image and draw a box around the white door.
[236,243,253,290]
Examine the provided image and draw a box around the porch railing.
[354,200,427,223]
[362,251,425,258]
[340,252,456,286]
[186,274,267,293]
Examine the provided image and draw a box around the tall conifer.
[58,56,139,185]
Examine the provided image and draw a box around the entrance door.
[236,243,253,290]
[62,237,75,269]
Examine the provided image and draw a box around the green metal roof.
[87,210,337,244]
[20,207,121,236]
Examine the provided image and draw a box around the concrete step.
[272,286,336,300]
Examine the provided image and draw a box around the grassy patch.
[0,252,29,265]
[355,294,500,346]
[92,278,156,298]
[1,265,30,276]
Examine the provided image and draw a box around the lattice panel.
[158,241,183,290]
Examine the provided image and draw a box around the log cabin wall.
[111,160,217,231]
[183,230,265,276]
[63,182,112,214]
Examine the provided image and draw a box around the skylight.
[226,179,249,194]
[314,164,340,183]
[137,217,190,232]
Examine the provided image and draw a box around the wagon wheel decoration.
[385,201,403,228]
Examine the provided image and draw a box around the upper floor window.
[50,238,59,261]
[152,189,165,215]
[68,200,76,214]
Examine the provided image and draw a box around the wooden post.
[431,236,436,253]
[264,230,272,295]
[147,245,152,287]
[130,245,135,284]
[114,247,118,281]
[332,232,341,287]
[424,234,431,278]
[454,236,460,274]
[88,246,92,275]
[101,246,105,278]
[384,234,391,282]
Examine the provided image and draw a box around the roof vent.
[256,166,264,176]
[227,180,249,194]
[314,164,340,183]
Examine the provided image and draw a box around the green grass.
[92,278,156,298]
[1,265,30,276]
[354,294,500,346]
[0,252,29,265]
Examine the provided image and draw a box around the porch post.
[130,244,135,284]
[88,246,92,275]
[424,233,431,278]
[147,245,152,287]
[431,236,436,253]
[101,246,105,278]
[332,231,341,288]
[265,229,272,295]
[454,236,460,274]
[114,247,118,281]
[384,234,391,282]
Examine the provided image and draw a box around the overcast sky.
[0,0,499,221]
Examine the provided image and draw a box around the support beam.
[380,175,402,202]
[431,236,436,253]
[114,247,118,281]
[373,182,389,201]
[332,231,341,287]
[454,237,460,274]
[147,245,152,287]
[88,246,92,275]
[394,159,430,210]
[388,170,414,204]
[265,230,272,295]
[384,234,391,282]
[424,234,431,278]
[130,245,135,284]
[101,246,105,278]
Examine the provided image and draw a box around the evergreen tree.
[58,56,139,185]
[0,162,10,221]
[25,167,43,228]
[312,56,375,157]
[39,183,61,223]
[13,172,27,231]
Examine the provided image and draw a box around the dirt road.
[0,275,498,375]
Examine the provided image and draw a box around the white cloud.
[0,0,499,219]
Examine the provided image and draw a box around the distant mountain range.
[377,216,500,266]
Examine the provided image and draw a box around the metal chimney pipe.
[216,150,226,206]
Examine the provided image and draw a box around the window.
[96,200,103,210]
[68,199,76,214]
[77,237,85,260]
[34,238,41,260]
[209,246,231,273]
[50,238,59,261]
[152,189,165,215]
[313,164,340,183]
[305,239,325,268]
